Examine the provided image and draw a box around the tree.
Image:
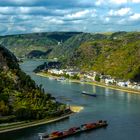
[0,101,9,116]
[95,74,100,82]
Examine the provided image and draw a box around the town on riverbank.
[35,63,140,94]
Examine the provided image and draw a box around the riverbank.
[0,105,84,134]
[0,113,72,134]
[36,72,140,95]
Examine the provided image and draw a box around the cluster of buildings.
[46,68,140,91]
[83,71,140,91]
[48,69,80,77]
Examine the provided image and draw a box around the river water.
[1,60,140,140]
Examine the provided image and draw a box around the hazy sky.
[0,0,140,35]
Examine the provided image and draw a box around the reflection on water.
[92,86,96,93]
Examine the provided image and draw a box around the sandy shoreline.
[70,105,84,113]
[36,72,140,95]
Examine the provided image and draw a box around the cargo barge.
[82,91,97,97]
[39,120,108,140]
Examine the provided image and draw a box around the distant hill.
[0,32,81,58]
[1,31,140,82]
[48,33,107,60]
[0,45,66,122]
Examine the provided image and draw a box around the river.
[1,60,140,140]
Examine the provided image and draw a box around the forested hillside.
[0,45,66,122]
[67,32,140,82]
[0,32,81,58]
[48,33,107,60]
[0,31,140,82]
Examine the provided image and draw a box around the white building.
[48,69,64,75]
[84,74,94,81]
[117,81,127,87]
[66,70,80,76]
[105,78,115,84]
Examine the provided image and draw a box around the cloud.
[0,6,49,15]
[95,0,105,6]
[105,17,110,22]
[109,0,128,4]
[6,24,27,35]
[0,0,140,35]
[50,19,64,25]
[130,13,140,20]
[117,18,126,24]
[109,0,140,4]
[66,10,89,19]
[95,0,129,6]
[14,26,26,31]
[31,27,44,32]
[0,7,13,14]
[131,0,140,3]
[65,9,96,19]
[109,8,132,16]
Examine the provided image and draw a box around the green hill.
[48,33,107,60]
[0,32,81,58]
[67,32,140,82]
[0,45,66,122]
[1,31,140,82]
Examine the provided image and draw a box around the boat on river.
[38,120,108,140]
[57,77,66,82]
[82,91,97,97]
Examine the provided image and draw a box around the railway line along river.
[1,60,140,140]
